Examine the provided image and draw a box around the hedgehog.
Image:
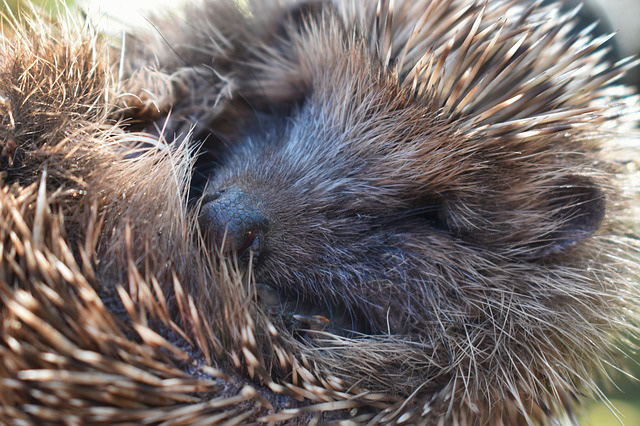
[0,0,639,424]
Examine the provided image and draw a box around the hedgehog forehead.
[214,94,452,213]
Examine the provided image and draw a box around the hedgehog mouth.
[256,283,371,338]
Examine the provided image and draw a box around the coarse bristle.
[0,0,639,425]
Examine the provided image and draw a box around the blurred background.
[579,0,640,88]
[551,0,640,89]
[3,0,640,424]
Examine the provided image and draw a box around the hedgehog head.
[197,1,617,358]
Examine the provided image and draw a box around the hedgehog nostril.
[198,187,268,256]
[201,190,225,205]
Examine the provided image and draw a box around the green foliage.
[581,400,640,425]
[1,0,75,18]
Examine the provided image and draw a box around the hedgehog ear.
[529,176,606,258]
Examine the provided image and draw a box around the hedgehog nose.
[198,187,268,255]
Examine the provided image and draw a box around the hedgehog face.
[200,102,458,334]
[197,27,607,337]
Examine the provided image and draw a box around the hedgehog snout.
[198,187,268,257]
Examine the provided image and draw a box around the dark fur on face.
[0,0,639,424]
[200,49,608,337]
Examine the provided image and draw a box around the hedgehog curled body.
[0,0,639,424]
